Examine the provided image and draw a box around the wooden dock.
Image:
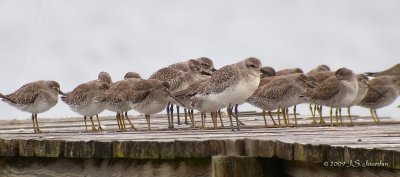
[0,112,400,177]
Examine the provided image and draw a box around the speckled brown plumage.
[276,68,303,76]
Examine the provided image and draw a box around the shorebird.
[61,72,111,131]
[365,63,400,77]
[358,75,400,122]
[167,57,216,125]
[251,73,314,127]
[1,80,64,133]
[306,68,334,124]
[150,59,211,128]
[174,57,263,131]
[120,79,184,130]
[307,68,358,127]
[97,72,142,131]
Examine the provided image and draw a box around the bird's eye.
[202,64,208,67]
[249,64,256,68]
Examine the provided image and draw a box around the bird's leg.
[184,108,188,125]
[189,109,195,128]
[124,112,137,131]
[145,114,151,130]
[277,108,281,127]
[339,108,344,126]
[120,113,127,131]
[318,105,325,125]
[370,108,376,122]
[170,104,175,129]
[347,107,353,126]
[374,109,380,122]
[234,105,245,126]
[218,109,224,127]
[34,114,41,133]
[212,112,217,129]
[282,108,288,127]
[166,102,171,129]
[329,107,333,127]
[234,104,240,131]
[116,113,121,131]
[268,111,278,127]
[286,107,290,125]
[84,116,88,132]
[262,109,268,128]
[96,115,103,130]
[227,104,234,131]
[309,104,316,124]
[335,108,339,126]
[201,112,205,129]
[31,114,37,133]
[294,105,297,126]
[90,116,96,131]
[176,106,181,125]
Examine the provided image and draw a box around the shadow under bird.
[1,80,64,133]
[61,72,111,131]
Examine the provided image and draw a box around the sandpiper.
[61,72,111,131]
[1,80,64,133]
[306,64,331,75]
[307,68,358,127]
[174,57,263,131]
[358,75,400,122]
[150,59,211,128]
[97,72,142,131]
[120,79,184,130]
[251,73,314,127]
[365,63,400,77]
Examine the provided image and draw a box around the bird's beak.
[260,68,269,74]
[200,70,212,76]
[0,93,16,104]
[211,68,217,72]
[166,90,186,107]
[55,87,65,96]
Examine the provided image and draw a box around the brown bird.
[61,72,111,131]
[275,68,303,76]
[358,75,400,122]
[97,72,142,131]
[1,80,63,133]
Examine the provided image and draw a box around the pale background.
[0,0,399,120]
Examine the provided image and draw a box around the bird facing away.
[307,68,358,126]
[120,79,184,130]
[358,75,400,122]
[61,72,111,131]
[174,57,263,131]
[1,80,63,133]
[306,64,331,75]
[97,72,142,131]
[365,63,400,77]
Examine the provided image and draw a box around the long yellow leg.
[116,113,121,130]
[262,109,268,128]
[34,114,41,132]
[330,107,333,127]
[338,108,343,126]
[335,108,339,126]
[277,108,281,127]
[370,108,376,122]
[120,113,126,131]
[201,112,205,129]
[218,109,224,127]
[145,114,151,130]
[374,109,380,122]
[318,106,325,125]
[293,105,297,126]
[347,107,353,126]
[31,114,37,133]
[268,111,278,126]
[282,108,288,125]
[96,115,103,130]
[189,109,195,128]
[84,116,88,132]
[90,116,96,131]
[124,112,137,131]
[309,104,315,121]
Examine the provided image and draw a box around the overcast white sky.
[0,0,399,120]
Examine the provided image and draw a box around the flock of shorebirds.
[0,58,399,133]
